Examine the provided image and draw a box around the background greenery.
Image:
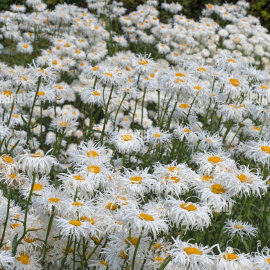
[0,0,269,31]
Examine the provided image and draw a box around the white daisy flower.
[116,207,168,239]
[217,247,251,270]
[110,129,144,154]
[224,219,258,239]
[169,238,215,270]
[16,150,58,175]
[0,251,14,270]
[165,198,212,231]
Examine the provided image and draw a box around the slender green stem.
[114,92,127,129]
[141,87,147,127]
[158,256,172,270]
[12,172,36,255]
[27,77,42,143]
[7,84,22,127]
[100,85,114,144]
[41,206,55,265]
[228,124,242,147]
[0,187,12,248]
[131,233,142,270]
[60,235,73,270]
[73,236,77,270]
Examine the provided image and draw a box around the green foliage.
[0,0,87,10]
[0,0,269,33]
[0,0,9,10]
[118,0,270,32]
[249,0,270,31]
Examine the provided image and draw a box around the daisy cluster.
[0,0,269,269]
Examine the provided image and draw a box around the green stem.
[100,85,114,144]
[114,92,127,130]
[12,172,36,255]
[7,84,22,127]
[131,233,142,270]
[0,188,12,248]
[158,256,172,270]
[27,77,42,144]
[41,206,55,265]
[60,235,73,270]
[141,87,147,127]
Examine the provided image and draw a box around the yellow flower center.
[87,150,99,158]
[179,103,189,109]
[100,260,108,266]
[125,237,138,246]
[165,176,180,183]
[106,202,117,210]
[154,243,162,249]
[197,67,206,72]
[234,225,244,229]
[24,235,36,243]
[17,253,30,265]
[121,134,133,141]
[37,91,45,96]
[48,197,60,203]
[33,183,43,191]
[69,220,82,226]
[93,67,99,71]
[155,257,164,263]
[59,121,70,127]
[194,86,201,90]
[130,176,143,184]
[184,247,202,255]
[88,165,100,173]
[260,85,268,90]
[73,175,85,181]
[201,175,213,182]
[62,247,73,253]
[228,58,236,63]
[139,213,154,221]
[261,146,270,154]
[184,128,191,133]
[223,253,239,261]
[211,184,225,194]
[120,250,128,259]
[72,201,84,206]
[1,155,14,164]
[80,216,95,224]
[266,258,270,264]
[11,223,21,229]
[30,152,42,158]
[237,174,252,183]
[175,72,185,77]
[253,126,260,131]
[93,91,101,96]
[3,90,12,96]
[139,59,148,65]
[208,156,222,163]
[23,44,29,48]
[230,78,240,87]
[154,133,161,138]
[168,166,179,172]
[180,203,197,211]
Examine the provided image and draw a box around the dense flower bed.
[0,0,269,269]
